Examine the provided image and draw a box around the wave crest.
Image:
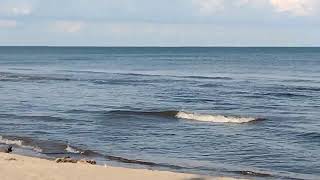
[175,111,259,123]
[106,110,261,123]
[67,109,261,124]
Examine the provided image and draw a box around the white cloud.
[192,0,268,15]
[192,0,318,16]
[11,6,32,15]
[192,0,225,15]
[0,2,33,16]
[0,20,17,28]
[270,0,317,16]
[53,21,85,33]
[233,0,250,6]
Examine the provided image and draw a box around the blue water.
[0,47,319,179]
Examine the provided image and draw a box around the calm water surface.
[0,47,319,179]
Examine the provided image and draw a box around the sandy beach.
[0,152,244,180]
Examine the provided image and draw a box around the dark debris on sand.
[55,157,96,165]
[0,146,13,153]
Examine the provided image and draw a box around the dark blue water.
[0,47,319,179]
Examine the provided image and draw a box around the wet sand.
[0,152,245,180]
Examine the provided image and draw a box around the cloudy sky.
[0,0,319,46]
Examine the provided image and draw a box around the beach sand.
[0,152,245,180]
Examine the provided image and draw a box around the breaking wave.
[175,111,259,123]
[102,110,261,123]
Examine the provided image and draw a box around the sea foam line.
[0,136,43,152]
[0,136,23,146]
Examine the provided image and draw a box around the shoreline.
[0,152,245,180]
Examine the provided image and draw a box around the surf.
[0,136,43,152]
[94,110,262,124]
[175,111,259,123]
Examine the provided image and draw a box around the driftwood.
[55,157,77,163]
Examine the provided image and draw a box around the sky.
[0,0,319,46]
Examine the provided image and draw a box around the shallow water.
[0,47,319,179]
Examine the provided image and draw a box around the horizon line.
[0,45,319,48]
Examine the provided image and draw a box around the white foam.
[31,146,43,153]
[66,145,82,154]
[175,111,257,123]
[0,136,42,152]
[0,136,23,146]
